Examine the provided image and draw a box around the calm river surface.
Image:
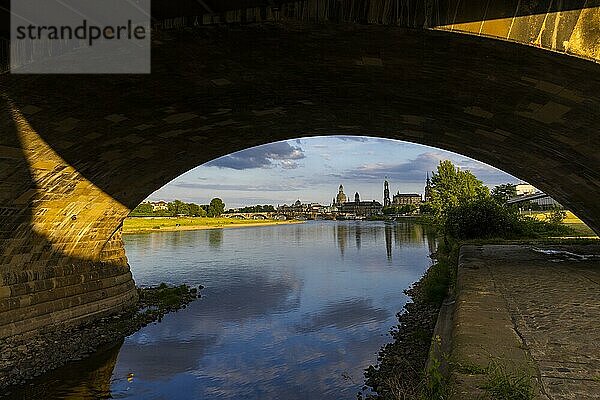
[16,221,436,399]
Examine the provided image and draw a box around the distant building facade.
[392,192,422,205]
[383,176,429,208]
[335,190,382,217]
[337,200,383,217]
[515,184,537,196]
[145,201,168,211]
[277,200,335,219]
[507,185,563,211]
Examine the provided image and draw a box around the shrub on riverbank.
[443,198,573,240]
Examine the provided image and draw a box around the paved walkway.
[450,244,600,400]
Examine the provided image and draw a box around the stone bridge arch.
[1,4,599,339]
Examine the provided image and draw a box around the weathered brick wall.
[0,238,137,339]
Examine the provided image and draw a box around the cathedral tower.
[384,180,391,207]
[336,184,347,204]
[424,172,432,202]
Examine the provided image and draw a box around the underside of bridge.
[0,1,599,340]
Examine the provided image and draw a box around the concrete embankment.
[448,244,600,399]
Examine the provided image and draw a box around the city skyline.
[147,136,521,208]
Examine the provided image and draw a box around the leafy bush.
[443,198,573,240]
[515,216,573,238]
[547,208,567,224]
[443,198,519,240]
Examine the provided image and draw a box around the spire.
[383,177,391,207]
[336,184,347,204]
[425,172,433,202]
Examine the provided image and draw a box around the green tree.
[207,198,225,217]
[188,203,207,217]
[168,200,191,216]
[383,204,418,215]
[420,202,435,215]
[130,203,153,216]
[444,197,573,239]
[491,183,517,204]
[444,197,519,239]
[429,160,489,219]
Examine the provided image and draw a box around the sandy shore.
[123,220,304,234]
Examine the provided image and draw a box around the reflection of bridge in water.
[10,341,122,399]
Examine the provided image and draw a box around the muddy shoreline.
[0,284,201,396]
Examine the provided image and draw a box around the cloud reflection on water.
[25,221,435,400]
[295,298,390,333]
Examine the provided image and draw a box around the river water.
[14,221,436,399]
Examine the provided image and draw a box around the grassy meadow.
[529,211,597,237]
[123,217,299,234]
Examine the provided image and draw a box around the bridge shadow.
[5,341,123,400]
[0,100,54,271]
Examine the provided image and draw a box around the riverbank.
[122,217,303,234]
[361,241,455,399]
[0,284,201,395]
[361,239,600,399]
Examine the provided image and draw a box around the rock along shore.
[361,260,446,399]
[0,283,201,394]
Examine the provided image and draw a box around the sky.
[147,136,522,208]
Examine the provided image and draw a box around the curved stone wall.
[0,22,599,339]
[0,101,137,339]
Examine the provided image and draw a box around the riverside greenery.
[130,198,225,218]
[426,160,573,240]
[364,160,571,399]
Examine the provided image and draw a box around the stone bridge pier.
[1,0,600,340]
